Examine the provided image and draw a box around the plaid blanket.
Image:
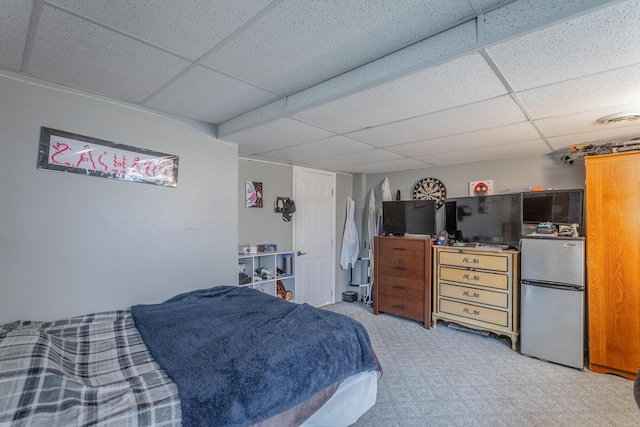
[0,310,181,427]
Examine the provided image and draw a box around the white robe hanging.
[340,196,359,269]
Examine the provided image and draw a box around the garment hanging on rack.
[340,196,359,269]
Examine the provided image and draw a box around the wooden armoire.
[585,151,640,380]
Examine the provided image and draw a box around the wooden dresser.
[586,152,640,380]
[373,236,433,328]
[432,246,520,350]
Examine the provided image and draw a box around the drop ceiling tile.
[536,104,640,137]
[516,63,640,119]
[346,158,432,174]
[486,0,640,91]
[419,139,549,166]
[145,65,279,124]
[202,0,477,95]
[292,53,508,134]
[389,122,541,157]
[48,0,272,60]
[547,124,640,151]
[259,136,373,162]
[302,149,403,170]
[222,118,335,154]
[28,6,189,103]
[346,96,527,147]
[0,0,32,71]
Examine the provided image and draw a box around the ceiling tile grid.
[47,0,273,61]
[144,65,280,124]
[27,5,190,103]
[292,53,510,134]
[2,0,638,173]
[345,95,529,147]
[485,0,640,91]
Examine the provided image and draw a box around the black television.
[444,194,522,248]
[382,200,436,236]
[522,189,584,225]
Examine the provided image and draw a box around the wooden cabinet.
[432,246,520,350]
[373,236,433,328]
[585,152,640,380]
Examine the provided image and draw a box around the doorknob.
[297,251,307,256]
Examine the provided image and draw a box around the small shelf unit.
[238,251,295,300]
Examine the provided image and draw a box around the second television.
[445,193,522,248]
[382,200,437,236]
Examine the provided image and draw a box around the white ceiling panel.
[302,149,404,170]
[292,53,509,133]
[419,139,550,166]
[48,0,272,61]
[344,158,433,174]
[258,135,373,163]
[201,0,478,95]
[28,6,190,103]
[346,95,527,147]
[516,63,640,120]
[2,0,638,174]
[389,122,543,157]
[536,104,640,137]
[145,65,279,124]
[0,0,32,71]
[548,124,640,151]
[486,0,640,91]
[224,118,335,154]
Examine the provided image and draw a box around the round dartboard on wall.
[412,177,447,209]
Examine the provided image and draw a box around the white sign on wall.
[469,180,494,196]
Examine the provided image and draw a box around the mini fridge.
[520,236,585,369]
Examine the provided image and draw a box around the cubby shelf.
[238,251,295,301]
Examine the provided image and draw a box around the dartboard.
[412,177,447,209]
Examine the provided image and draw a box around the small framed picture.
[246,181,263,208]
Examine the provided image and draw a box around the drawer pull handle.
[393,247,407,250]
[392,304,406,309]
[463,273,480,281]
[393,267,407,271]
[462,257,480,264]
[392,285,405,290]
[463,290,481,298]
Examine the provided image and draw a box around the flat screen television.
[522,189,584,225]
[444,194,522,248]
[382,200,436,236]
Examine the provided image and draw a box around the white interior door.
[293,167,335,306]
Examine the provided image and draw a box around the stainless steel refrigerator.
[520,236,585,369]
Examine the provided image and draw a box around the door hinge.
[331,188,334,196]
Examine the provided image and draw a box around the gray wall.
[238,159,293,251]
[0,73,238,324]
[362,154,586,235]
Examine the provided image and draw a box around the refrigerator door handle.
[522,280,584,291]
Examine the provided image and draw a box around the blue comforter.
[131,286,378,427]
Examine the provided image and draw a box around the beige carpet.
[322,302,640,427]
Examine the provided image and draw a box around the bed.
[0,285,381,426]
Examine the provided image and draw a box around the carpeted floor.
[322,301,640,427]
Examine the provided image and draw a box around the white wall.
[0,72,238,324]
[238,159,293,250]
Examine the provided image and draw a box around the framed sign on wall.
[37,127,179,187]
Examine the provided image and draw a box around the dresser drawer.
[439,299,508,327]
[438,251,508,272]
[439,283,508,308]
[378,239,425,261]
[377,292,424,323]
[439,267,508,290]
[377,276,424,300]
[377,257,423,280]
